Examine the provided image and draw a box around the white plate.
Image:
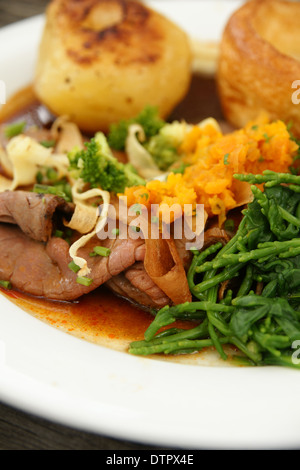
[1,1,300,451]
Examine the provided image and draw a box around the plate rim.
[1,4,300,450]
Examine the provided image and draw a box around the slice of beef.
[0,191,73,242]
[124,263,170,307]
[0,190,193,306]
[107,262,170,309]
[106,274,160,309]
[0,224,145,301]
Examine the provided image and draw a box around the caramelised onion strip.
[144,237,192,305]
[0,135,69,192]
[51,116,84,154]
[67,179,110,277]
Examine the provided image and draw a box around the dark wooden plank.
[0,401,168,450]
[0,1,50,27]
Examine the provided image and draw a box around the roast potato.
[34,0,192,134]
[217,0,300,136]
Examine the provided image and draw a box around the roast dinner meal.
[0,0,300,368]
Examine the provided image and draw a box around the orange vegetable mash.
[124,115,299,226]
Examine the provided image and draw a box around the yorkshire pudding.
[217,0,300,136]
[34,0,192,134]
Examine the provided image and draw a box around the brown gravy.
[1,286,156,351]
[1,286,199,353]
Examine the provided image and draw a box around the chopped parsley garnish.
[223,153,230,165]
[40,140,56,148]
[76,277,93,287]
[131,203,142,215]
[0,280,12,290]
[4,121,26,138]
[90,246,111,257]
[263,133,272,143]
[68,261,81,274]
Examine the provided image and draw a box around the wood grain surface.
[0,0,170,451]
[0,0,50,27]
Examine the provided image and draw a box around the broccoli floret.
[144,121,190,171]
[144,135,178,171]
[123,163,147,188]
[107,106,165,151]
[69,133,145,193]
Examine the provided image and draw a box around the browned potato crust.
[34,0,192,133]
[217,0,300,136]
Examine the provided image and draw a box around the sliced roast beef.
[0,191,73,242]
[0,189,194,306]
[125,263,170,307]
[107,262,170,309]
[0,224,145,300]
[107,274,161,309]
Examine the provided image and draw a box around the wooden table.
[0,0,169,451]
